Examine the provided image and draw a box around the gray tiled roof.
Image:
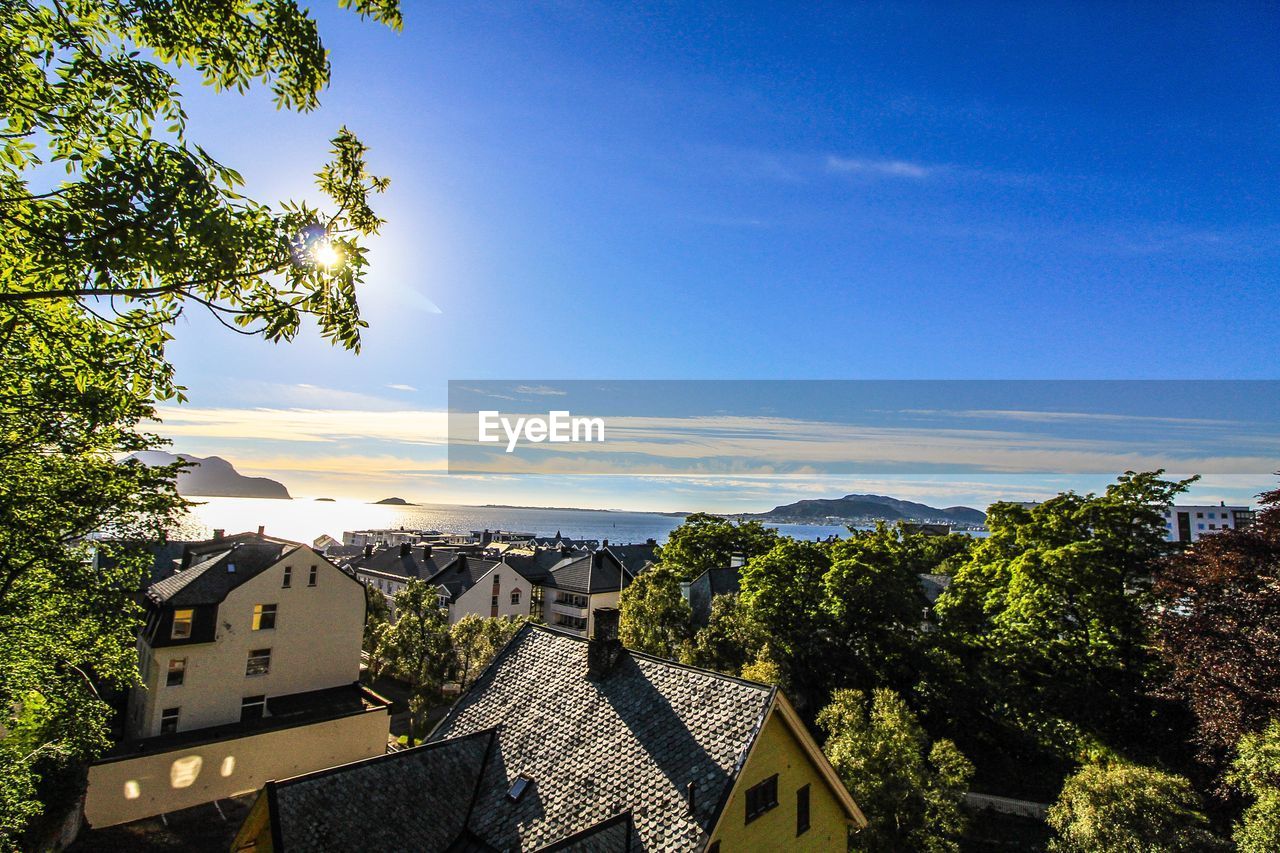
[604,543,659,575]
[544,551,632,594]
[349,546,460,581]
[424,555,502,602]
[431,624,775,851]
[271,730,495,852]
[146,539,294,606]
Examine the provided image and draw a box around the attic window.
[227,563,236,573]
[507,775,533,802]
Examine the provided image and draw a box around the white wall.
[448,565,532,624]
[135,546,365,737]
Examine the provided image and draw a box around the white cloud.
[515,384,568,396]
[386,383,417,392]
[826,156,932,179]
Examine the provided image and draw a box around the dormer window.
[171,609,194,640]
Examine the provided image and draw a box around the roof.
[269,730,496,852]
[257,625,778,851]
[696,566,742,598]
[145,533,299,607]
[423,555,503,602]
[543,550,633,594]
[430,624,776,850]
[605,542,659,575]
[348,545,461,581]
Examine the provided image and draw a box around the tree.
[451,614,527,690]
[682,593,765,676]
[823,525,932,693]
[818,688,973,853]
[1046,762,1224,853]
[935,471,1193,755]
[739,539,832,711]
[1228,720,1280,852]
[378,580,451,742]
[0,2,399,842]
[657,512,779,580]
[619,563,692,659]
[362,583,391,678]
[1154,483,1280,784]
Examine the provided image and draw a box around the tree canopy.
[819,687,973,853]
[657,512,779,580]
[1229,719,1280,853]
[1046,761,1224,853]
[0,1,400,844]
[618,563,691,659]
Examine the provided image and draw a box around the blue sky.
[156,2,1279,509]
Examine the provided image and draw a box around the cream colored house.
[502,546,633,636]
[84,531,389,828]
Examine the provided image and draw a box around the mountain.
[749,493,985,526]
[126,451,291,499]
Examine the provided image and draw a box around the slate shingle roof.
[258,625,776,852]
[604,543,659,576]
[543,551,633,594]
[145,535,297,606]
[423,555,503,602]
[431,625,774,851]
[270,729,495,852]
[348,545,461,581]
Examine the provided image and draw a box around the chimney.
[601,539,609,548]
[729,552,746,568]
[400,542,412,559]
[363,543,373,559]
[421,544,432,561]
[212,529,225,541]
[257,524,265,536]
[481,528,492,546]
[587,608,624,680]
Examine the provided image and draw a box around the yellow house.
[232,609,864,851]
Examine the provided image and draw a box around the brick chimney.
[212,529,225,541]
[257,524,265,536]
[421,544,432,561]
[363,543,374,559]
[400,541,412,558]
[587,608,624,680]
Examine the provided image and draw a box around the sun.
[311,240,342,269]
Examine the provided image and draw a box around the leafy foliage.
[1046,762,1224,853]
[1228,720,1280,852]
[934,472,1193,758]
[681,592,765,676]
[657,512,779,580]
[0,1,400,843]
[450,613,527,690]
[618,563,691,659]
[1154,484,1280,784]
[819,688,973,853]
[377,580,452,741]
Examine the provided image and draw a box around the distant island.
[315,497,336,502]
[374,496,416,505]
[745,493,985,528]
[125,451,291,499]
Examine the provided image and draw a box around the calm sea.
[174,497,854,545]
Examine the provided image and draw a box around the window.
[491,595,499,608]
[744,774,778,823]
[240,695,266,722]
[166,658,186,687]
[511,590,521,606]
[252,603,277,631]
[1197,512,1204,518]
[171,608,194,640]
[246,648,271,677]
[308,565,318,587]
[796,783,811,836]
[282,566,292,588]
[160,707,180,734]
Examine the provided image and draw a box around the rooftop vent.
[227,563,236,573]
[507,775,533,802]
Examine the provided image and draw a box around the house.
[604,538,660,575]
[83,531,389,828]
[346,541,461,615]
[504,546,634,636]
[685,566,743,629]
[1162,503,1254,542]
[232,610,865,851]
